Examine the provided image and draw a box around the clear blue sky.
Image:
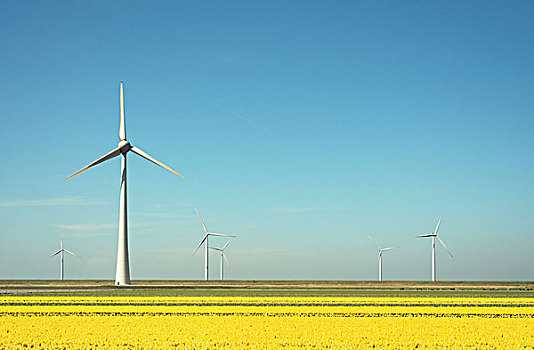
[1,1,533,280]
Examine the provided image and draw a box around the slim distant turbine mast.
[66,82,184,286]
[50,235,79,280]
[210,239,233,281]
[192,208,235,281]
[368,235,396,281]
[414,214,453,281]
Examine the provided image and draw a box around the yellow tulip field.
[1,296,533,349]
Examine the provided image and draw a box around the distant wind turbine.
[66,82,184,286]
[368,235,396,281]
[192,208,235,280]
[210,240,233,281]
[414,214,453,281]
[50,235,80,280]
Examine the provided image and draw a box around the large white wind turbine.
[367,235,396,281]
[66,82,184,286]
[210,240,233,281]
[414,214,453,281]
[192,208,235,281]
[50,235,80,280]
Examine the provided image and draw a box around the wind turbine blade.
[434,214,443,235]
[119,82,126,141]
[222,252,228,265]
[413,234,435,238]
[64,249,80,258]
[194,208,208,233]
[367,235,381,250]
[60,235,63,250]
[209,247,222,251]
[222,240,232,251]
[436,236,453,258]
[50,250,61,259]
[208,232,235,238]
[382,247,397,251]
[66,148,121,179]
[192,235,207,257]
[130,146,184,178]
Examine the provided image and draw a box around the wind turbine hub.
[118,140,131,154]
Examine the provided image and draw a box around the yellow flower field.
[1,296,533,349]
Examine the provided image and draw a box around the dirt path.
[0,280,532,292]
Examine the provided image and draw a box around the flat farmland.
[0,280,532,297]
[1,293,533,349]
[1,281,533,348]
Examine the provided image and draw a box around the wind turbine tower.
[210,240,233,281]
[192,208,235,280]
[414,214,453,281]
[368,235,396,281]
[66,82,184,286]
[50,235,79,280]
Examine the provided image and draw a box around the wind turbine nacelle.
[118,140,132,154]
